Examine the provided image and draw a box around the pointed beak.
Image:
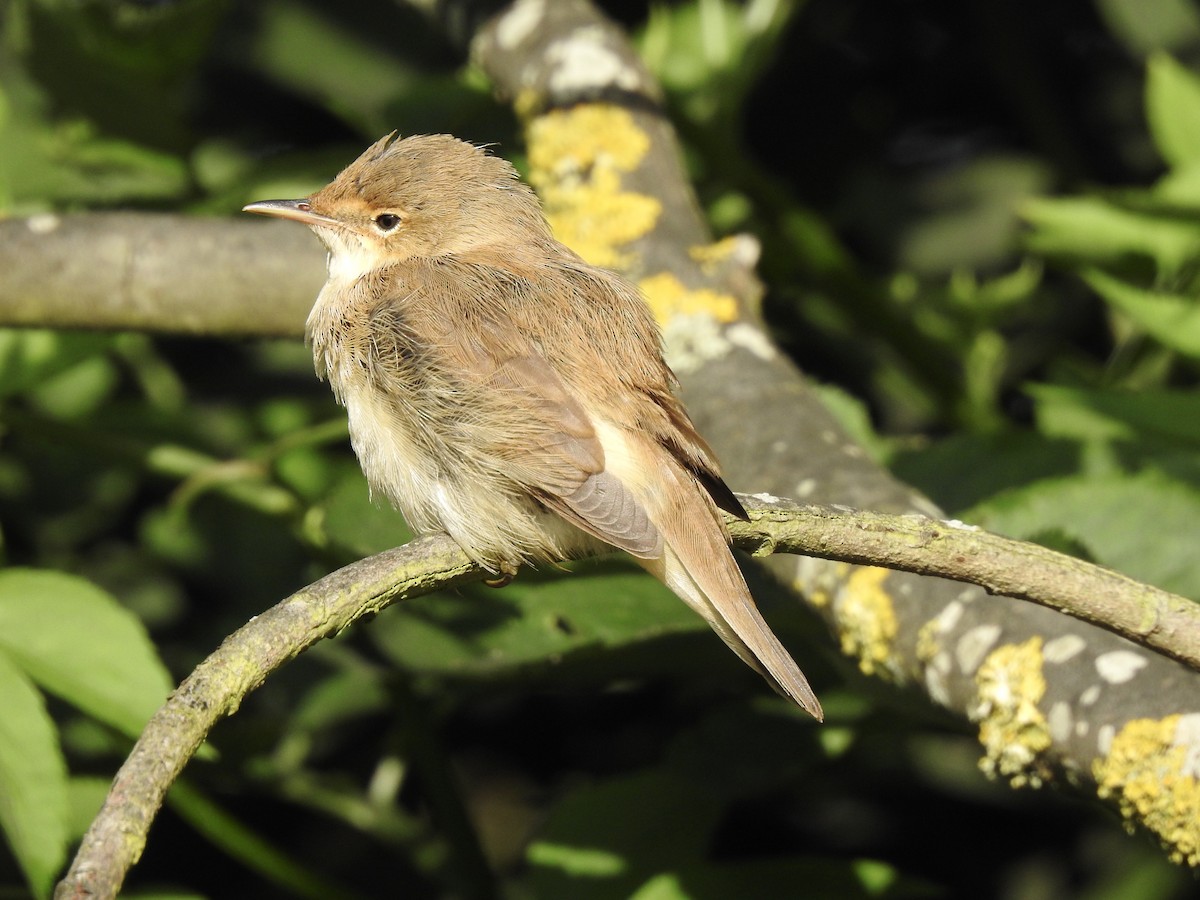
[242,199,340,228]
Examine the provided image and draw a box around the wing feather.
[479,354,662,557]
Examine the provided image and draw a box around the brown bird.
[244,133,822,720]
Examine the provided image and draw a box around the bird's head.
[244,133,551,281]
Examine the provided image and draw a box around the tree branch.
[55,496,1200,896]
[55,536,477,900]
[0,214,320,337]
[732,497,1200,670]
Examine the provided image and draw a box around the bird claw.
[483,563,518,589]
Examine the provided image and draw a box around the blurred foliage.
[1,0,1200,897]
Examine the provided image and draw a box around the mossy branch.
[55,497,1199,897]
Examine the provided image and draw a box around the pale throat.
[318,228,390,285]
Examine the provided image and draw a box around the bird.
[244,132,822,720]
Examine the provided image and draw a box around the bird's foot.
[483,561,519,589]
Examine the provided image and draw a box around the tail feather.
[592,422,822,720]
[637,472,823,721]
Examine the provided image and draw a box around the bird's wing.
[478,353,663,559]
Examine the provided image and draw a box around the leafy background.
[2,0,1200,897]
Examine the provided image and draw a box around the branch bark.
[733,498,1200,670]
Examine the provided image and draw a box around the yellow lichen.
[794,562,848,611]
[972,637,1052,788]
[916,617,942,665]
[512,88,542,122]
[1094,716,1200,866]
[688,236,742,271]
[637,272,739,326]
[525,105,660,268]
[833,566,898,678]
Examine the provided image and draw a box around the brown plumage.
[244,133,822,720]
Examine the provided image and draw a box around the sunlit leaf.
[1146,52,1200,170]
[965,471,1200,599]
[1023,196,1200,275]
[0,569,172,739]
[0,652,68,899]
[1030,383,1200,446]
[1084,268,1200,358]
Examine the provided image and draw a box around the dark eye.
[374,213,402,232]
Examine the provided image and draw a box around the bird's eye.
[374,213,402,232]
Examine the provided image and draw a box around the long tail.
[636,468,823,721]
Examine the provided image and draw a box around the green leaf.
[1029,383,1200,446]
[66,775,112,842]
[0,651,68,899]
[813,383,892,464]
[288,668,388,733]
[0,118,189,208]
[890,431,1079,515]
[1152,159,1200,208]
[1083,268,1200,357]
[628,859,890,900]
[528,769,723,900]
[0,330,113,398]
[0,569,172,739]
[371,562,699,677]
[28,353,119,419]
[965,471,1200,598]
[638,0,797,124]
[320,468,413,557]
[1145,52,1200,170]
[1022,196,1200,275]
[896,156,1051,275]
[166,781,358,900]
[248,1,485,137]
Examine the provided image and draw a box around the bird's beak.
[242,199,340,228]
